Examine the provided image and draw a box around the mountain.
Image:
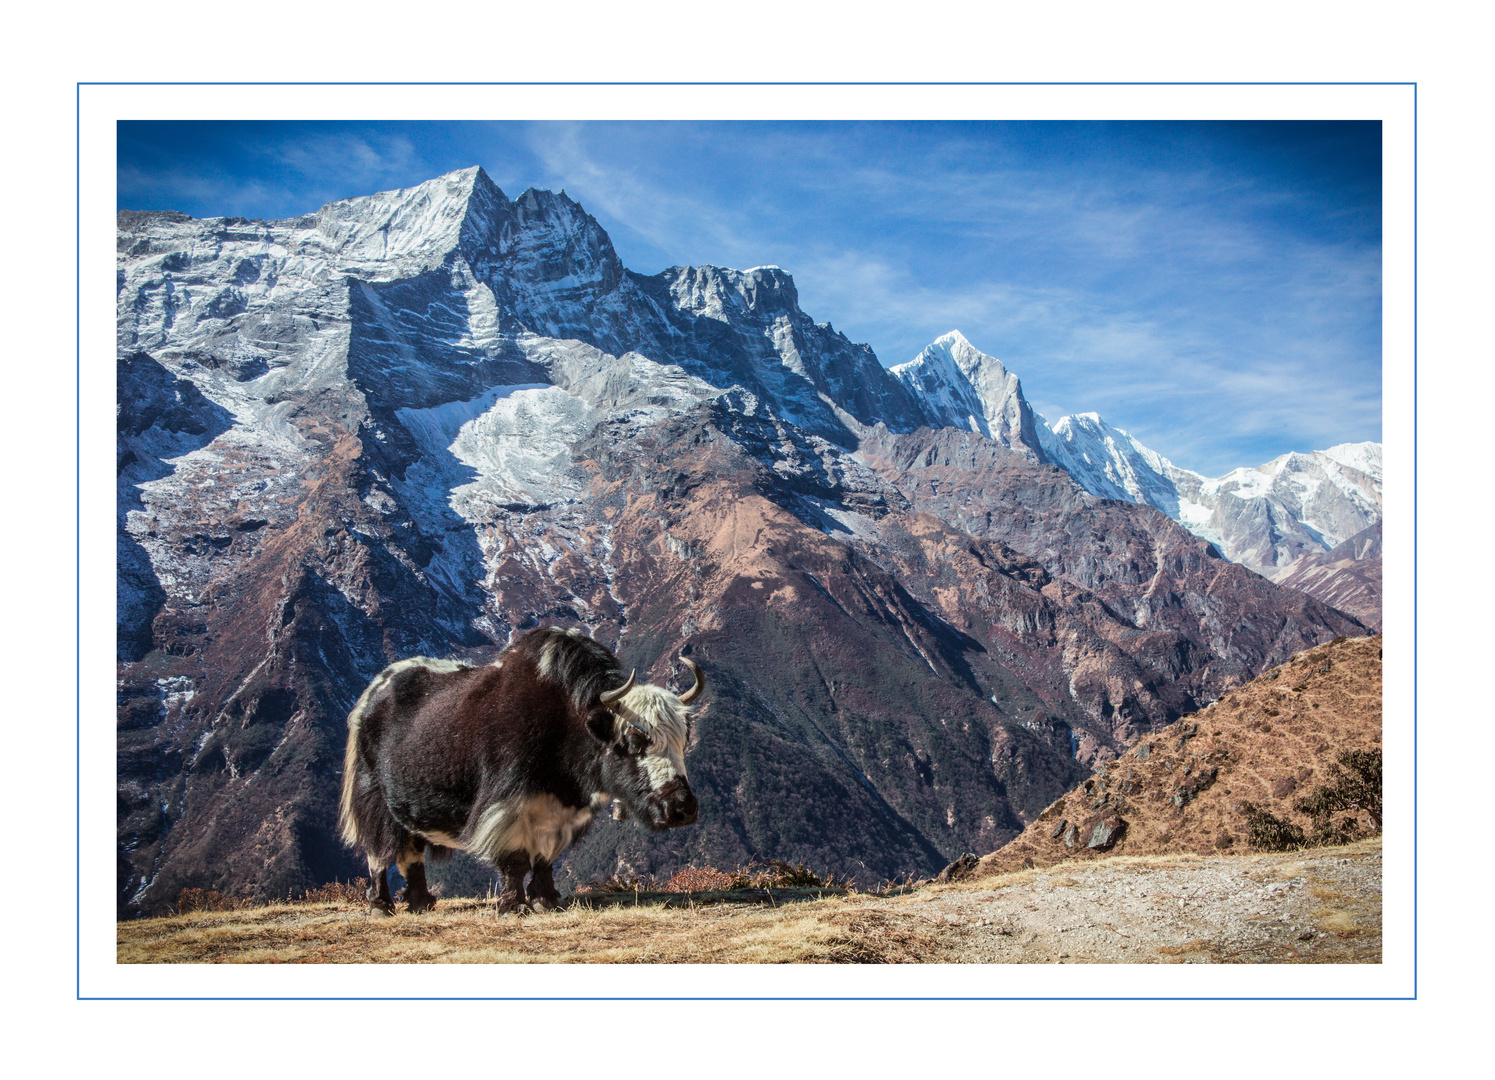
[115,167,1366,916]
[1275,520,1382,629]
[1036,415,1382,626]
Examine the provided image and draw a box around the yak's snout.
[647,777,698,829]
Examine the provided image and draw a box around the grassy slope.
[977,633,1383,874]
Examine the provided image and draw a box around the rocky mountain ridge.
[116,167,1367,916]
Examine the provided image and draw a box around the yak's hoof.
[403,889,437,914]
[494,898,532,917]
[369,904,395,918]
[528,893,562,912]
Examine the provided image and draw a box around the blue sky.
[118,120,1381,477]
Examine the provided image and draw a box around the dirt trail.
[880,838,1381,963]
[117,839,1379,964]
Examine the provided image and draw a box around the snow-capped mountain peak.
[890,330,1045,457]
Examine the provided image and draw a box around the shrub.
[663,866,736,892]
[583,859,839,895]
[577,871,655,894]
[666,860,833,892]
[176,888,252,913]
[735,859,830,889]
[1295,748,1382,834]
[1240,802,1306,851]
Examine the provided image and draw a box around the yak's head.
[586,657,703,830]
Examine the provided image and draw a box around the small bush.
[302,878,369,905]
[583,860,840,895]
[663,866,735,892]
[737,860,831,889]
[1240,802,1306,851]
[577,871,655,895]
[176,888,253,914]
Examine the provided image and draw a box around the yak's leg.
[493,850,533,915]
[397,840,437,914]
[527,857,563,911]
[366,853,395,916]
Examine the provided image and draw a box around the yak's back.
[508,626,628,712]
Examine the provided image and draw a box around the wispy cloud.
[259,131,431,198]
[117,162,282,217]
[118,123,444,221]
[514,122,770,270]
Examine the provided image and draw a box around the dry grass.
[1312,910,1365,936]
[118,892,941,965]
[1156,939,1211,957]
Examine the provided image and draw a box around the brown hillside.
[976,633,1382,875]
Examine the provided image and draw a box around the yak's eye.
[617,723,653,755]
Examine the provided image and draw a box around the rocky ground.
[888,838,1381,964]
[117,838,1379,964]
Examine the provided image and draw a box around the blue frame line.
[83,995,1407,1001]
[78,81,1411,999]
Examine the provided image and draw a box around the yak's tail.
[339,669,392,850]
[339,657,468,853]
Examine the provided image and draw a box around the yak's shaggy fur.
[339,627,702,914]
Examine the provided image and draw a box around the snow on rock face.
[1035,408,1381,584]
[394,334,721,516]
[314,166,497,280]
[1036,412,1182,516]
[632,263,930,444]
[884,330,1380,593]
[890,331,1046,459]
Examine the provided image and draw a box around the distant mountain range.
[892,330,1382,627]
[116,167,1371,916]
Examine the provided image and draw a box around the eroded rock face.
[1276,521,1383,630]
[854,427,1365,751]
[115,168,1369,916]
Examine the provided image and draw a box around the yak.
[339,626,703,915]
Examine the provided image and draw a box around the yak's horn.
[678,657,705,704]
[599,669,636,706]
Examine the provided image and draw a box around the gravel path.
[866,839,1382,963]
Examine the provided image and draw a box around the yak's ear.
[586,711,615,744]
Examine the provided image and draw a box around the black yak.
[339,627,703,915]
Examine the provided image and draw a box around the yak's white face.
[603,683,698,830]
[611,684,692,789]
